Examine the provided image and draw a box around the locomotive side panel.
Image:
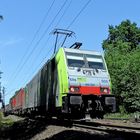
[25,71,41,109]
[55,48,69,108]
[40,62,49,110]
[46,59,56,112]
[26,82,34,108]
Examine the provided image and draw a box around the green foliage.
[0,15,3,21]
[104,112,131,119]
[103,20,140,51]
[119,105,127,114]
[103,20,140,112]
[0,112,13,128]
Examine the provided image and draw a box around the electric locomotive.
[53,46,116,119]
[4,43,116,119]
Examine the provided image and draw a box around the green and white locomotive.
[6,30,116,119]
[8,45,115,119]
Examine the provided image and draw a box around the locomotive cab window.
[86,54,106,70]
[88,62,105,70]
[66,52,85,68]
[67,59,85,67]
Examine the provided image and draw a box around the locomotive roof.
[63,48,102,56]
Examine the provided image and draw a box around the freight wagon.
[5,46,116,119]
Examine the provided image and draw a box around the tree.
[0,15,3,21]
[103,20,140,112]
[103,20,140,51]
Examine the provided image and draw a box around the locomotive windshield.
[66,52,106,69]
[88,62,105,69]
[67,59,85,67]
[86,54,106,70]
[66,52,85,68]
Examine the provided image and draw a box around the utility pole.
[0,16,4,110]
[2,87,5,110]
[0,82,2,102]
[0,61,4,109]
[0,71,2,103]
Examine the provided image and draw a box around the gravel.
[0,115,139,140]
[31,125,119,140]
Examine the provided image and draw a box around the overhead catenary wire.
[55,0,73,27]
[7,0,56,87]
[18,0,72,85]
[14,0,69,84]
[5,46,54,97]
[6,0,69,96]
[6,0,92,97]
[22,0,92,87]
[67,0,92,29]
[12,0,68,81]
[57,0,92,48]
[22,0,73,82]
[22,0,73,83]
[23,46,54,87]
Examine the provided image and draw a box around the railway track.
[72,119,140,138]
[1,115,140,139]
[27,116,140,139]
[29,116,140,133]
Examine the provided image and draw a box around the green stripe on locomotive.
[55,48,69,107]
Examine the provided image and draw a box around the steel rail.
[72,120,140,134]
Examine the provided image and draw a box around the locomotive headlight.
[104,89,108,93]
[100,87,109,94]
[70,87,75,92]
[70,86,80,93]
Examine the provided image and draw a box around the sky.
[0,0,140,105]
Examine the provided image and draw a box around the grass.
[0,112,14,128]
[104,112,140,120]
[104,113,130,119]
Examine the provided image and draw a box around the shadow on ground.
[45,130,122,140]
[0,117,139,140]
[0,117,49,140]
